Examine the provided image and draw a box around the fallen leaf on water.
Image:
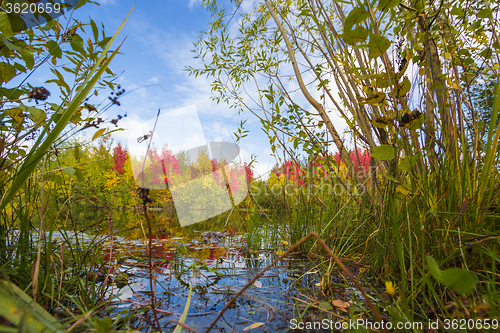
[331,300,350,309]
[276,250,285,255]
[280,240,289,246]
[243,322,265,331]
[319,301,333,310]
[253,281,263,288]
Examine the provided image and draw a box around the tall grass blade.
[0,5,135,211]
[477,80,500,209]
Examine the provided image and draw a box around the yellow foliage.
[105,171,120,188]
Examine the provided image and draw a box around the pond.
[43,210,379,332]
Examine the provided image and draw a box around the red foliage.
[274,160,304,185]
[112,143,129,175]
[244,164,254,183]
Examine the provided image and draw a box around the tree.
[188,0,499,205]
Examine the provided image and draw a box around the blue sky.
[53,0,278,177]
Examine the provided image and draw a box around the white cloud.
[148,76,160,84]
[188,0,201,9]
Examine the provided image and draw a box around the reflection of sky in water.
[22,227,373,332]
[96,231,331,333]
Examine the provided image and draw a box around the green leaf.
[20,48,34,69]
[319,301,333,310]
[63,167,75,177]
[426,256,478,294]
[359,91,386,105]
[18,105,46,124]
[477,8,492,19]
[5,107,24,124]
[426,256,444,283]
[0,280,63,333]
[371,144,395,160]
[480,47,492,59]
[368,34,391,58]
[94,318,113,331]
[90,18,99,41]
[0,12,14,39]
[339,26,369,45]
[92,128,106,141]
[377,0,401,12]
[441,268,478,295]
[344,6,369,32]
[46,40,62,58]
[3,37,21,51]
[70,34,85,53]
[397,76,411,97]
[382,173,399,183]
[74,167,84,181]
[0,62,17,84]
[0,87,26,99]
[408,113,425,130]
[450,7,464,16]
[398,154,420,171]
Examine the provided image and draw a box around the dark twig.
[165,320,197,333]
[205,232,386,333]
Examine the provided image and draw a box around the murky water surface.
[41,218,374,332]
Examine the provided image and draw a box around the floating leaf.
[115,272,129,288]
[371,145,395,160]
[243,322,265,331]
[319,301,333,310]
[276,250,285,255]
[280,240,289,246]
[331,300,350,308]
[253,281,263,288]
